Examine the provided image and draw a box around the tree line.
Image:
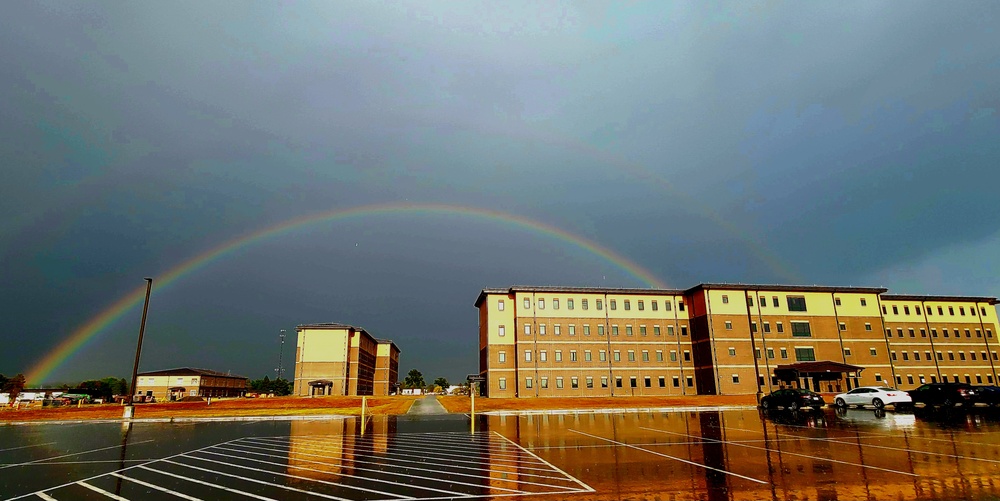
[402,369,462,393]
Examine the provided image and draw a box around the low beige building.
[293,323,401,396]
[134,368,248,401]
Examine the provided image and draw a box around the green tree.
[403,369,425,389]
[433,377,449,389]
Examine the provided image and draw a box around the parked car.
[906,383,978,408]
[833,386,912,409]
[974,386,1000,407]
[760,388,826,411]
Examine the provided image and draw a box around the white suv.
[834,386,912,409]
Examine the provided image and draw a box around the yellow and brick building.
[134,367,248,401]
[292,323,401,396]
[476,285,1000,397]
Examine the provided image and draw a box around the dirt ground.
[0,395,418,422]
[437,394,757,413]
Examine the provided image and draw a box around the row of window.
[503,349,692,363]
[740,295,809,311]
[745,320,817,336]
[891,350,999,362]
[507,297,686,313]
[884,304,989,317]
[885,327,993,339]
[895,373,995,385]
[497,374,695,390]
[506,323,689,337]
[748,347,816,361]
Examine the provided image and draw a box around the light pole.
[124,277,153,419]
[276,329,286,380]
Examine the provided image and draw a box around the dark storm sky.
[3,2,999,385]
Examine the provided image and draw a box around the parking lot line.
[141,464,277,501]
[568,429,768,485]
[0,442,56,453]
[493,432,595,493]
[0,441,154,470]
[166,456,354,501]
[110,473,204,501]
[77,481,129,501]
[236,440,573,481]
[640,426,920,477]
[267,436,535,464]
[33,493,57,501]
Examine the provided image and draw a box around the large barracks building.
[293,323,400,397]
[476,285,1000,397]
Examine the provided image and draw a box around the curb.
[0,414,350,426]
[481,405,758,416]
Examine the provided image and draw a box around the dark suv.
[906,383,978,408]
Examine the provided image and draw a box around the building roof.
[376,339,400,351]
[297,322,362,330]
[137,367,247,379]
[880,294,998,305]
[475,286,686,306]
[686,283,889,294]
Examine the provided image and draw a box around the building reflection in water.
[484,409,1000,501]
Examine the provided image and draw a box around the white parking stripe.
[569,429,768,485]
[239,438,565,477]
[0,441,155,470]
[493,432,595,493]
[77,481,129,500]
[640,426,920,477]
[109,473,204,501]
[249,436,538,464]
[35,493,58,501]
[140,465,277,501]
[163,458,354,501]
[0,442,56,453]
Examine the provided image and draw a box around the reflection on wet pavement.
[2,408,1000,500]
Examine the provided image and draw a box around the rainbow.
[25,202,668,384]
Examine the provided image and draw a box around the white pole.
[470,382,476,434]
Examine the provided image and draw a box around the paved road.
[407,395,449,415]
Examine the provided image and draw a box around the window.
[630,377,637,388]
[525,377,533,388]
[938,306,944,315]
[844,347,852,356]
[977,329,982,338]
[540,351,547,362]
[920,328,926,337]
[936,352,943,361]
[904,306,910,315]
[907,375,914,385]
[541,377,548,388]
[656,350,663,361]
[949,307,955,315]
[725,321,733,330]
[585,350,592,361]
[638,300,645,311]
[597,299,603,310]
[584,325,591,336]
[722,295,729,304]
[538,299,545,309]
[747,296,754,307]
[870,348,877,357]
[539,324,546,335]
[875,373,883,382]
[882,306,887,314]
[865,323,872,331]
[670,351,677,362]
[909,328,915,337]
[794,348,816,361]
[612,326,619,336]
[760,296,766,307]
[751,322,758,333]
[948,352,955,361]
[683,350,691,362]
[498,378,506,390]
[790,321,812,337]
[767,348,775,359]
[773,296,780,307]
[524,324,531,336]
[600,350,607,361]
[780,348,788,359]
[628,350,635,362]
[914,352,920,360]
[763,322,771,333]
[897,328,903,338]
[616,377,623,388]
[644,376,652,388]
[598,325,605,336]
[960,352,966,361]
[687,376,694,387]
[732,374,740,384]
[554,325,561,336]
[932,328,938,337]
[586,377,593,389]
[626,326,633,336]
[570,350,577,362]
[960,306,966,316]
[552,299,559,310]
[524,298,531,309]
[555,351,562,362]
[610,299,617,310]
[624,300,630,311]
[755,348,762,359]
[678,300,685,311]
[659,376,666,388]
[672,376,680,388]
[892,306,898,315]
[571,377,578,389]
[776,322,784,333]
[861,298,867,306]
[614,351,621,362]
[916,306,921,315]
[668,326,675,336]
[664,300,672,311]
[499,352,506,363]
[839,322,847,331]
[728,347,737,357]
[569,325,576,336]
[787,297,807,311]
[498,300,505,311]
[567,299,574,310]
[498,325,506,337]
[556,377,563,389]
[965,329,972,338]
[640,326,647,336]
[681,326,688,336]
[642,350,649,361]
[582,299,588,310]
[835,297,841,306]
[601,377,608,388]
[651,301,658,311]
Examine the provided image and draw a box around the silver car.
[834,386,912,409]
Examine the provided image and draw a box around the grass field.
[0,395,418,422]
[437,394,757,413]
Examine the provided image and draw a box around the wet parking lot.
[3,407,1000,501]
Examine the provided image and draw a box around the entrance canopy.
[168,386,186,391]
[774,361,864,382]
[308,380,333,387]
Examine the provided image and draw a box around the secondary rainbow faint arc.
[25,202,668,384]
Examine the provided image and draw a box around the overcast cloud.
[2,2,999,384]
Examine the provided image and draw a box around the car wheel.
[789,402,799,412]
[872,398,884,409]
[835,398,846,407]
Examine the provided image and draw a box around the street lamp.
[124,277,153,419]
[275,329,286,380]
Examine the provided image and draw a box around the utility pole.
[124,278,153,419]
[276,329,286,379]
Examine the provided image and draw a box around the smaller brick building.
[135,368,248,401]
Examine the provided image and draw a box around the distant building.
[135,368,248,401]
[293,323,401,396]
[477,285,1000,397]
